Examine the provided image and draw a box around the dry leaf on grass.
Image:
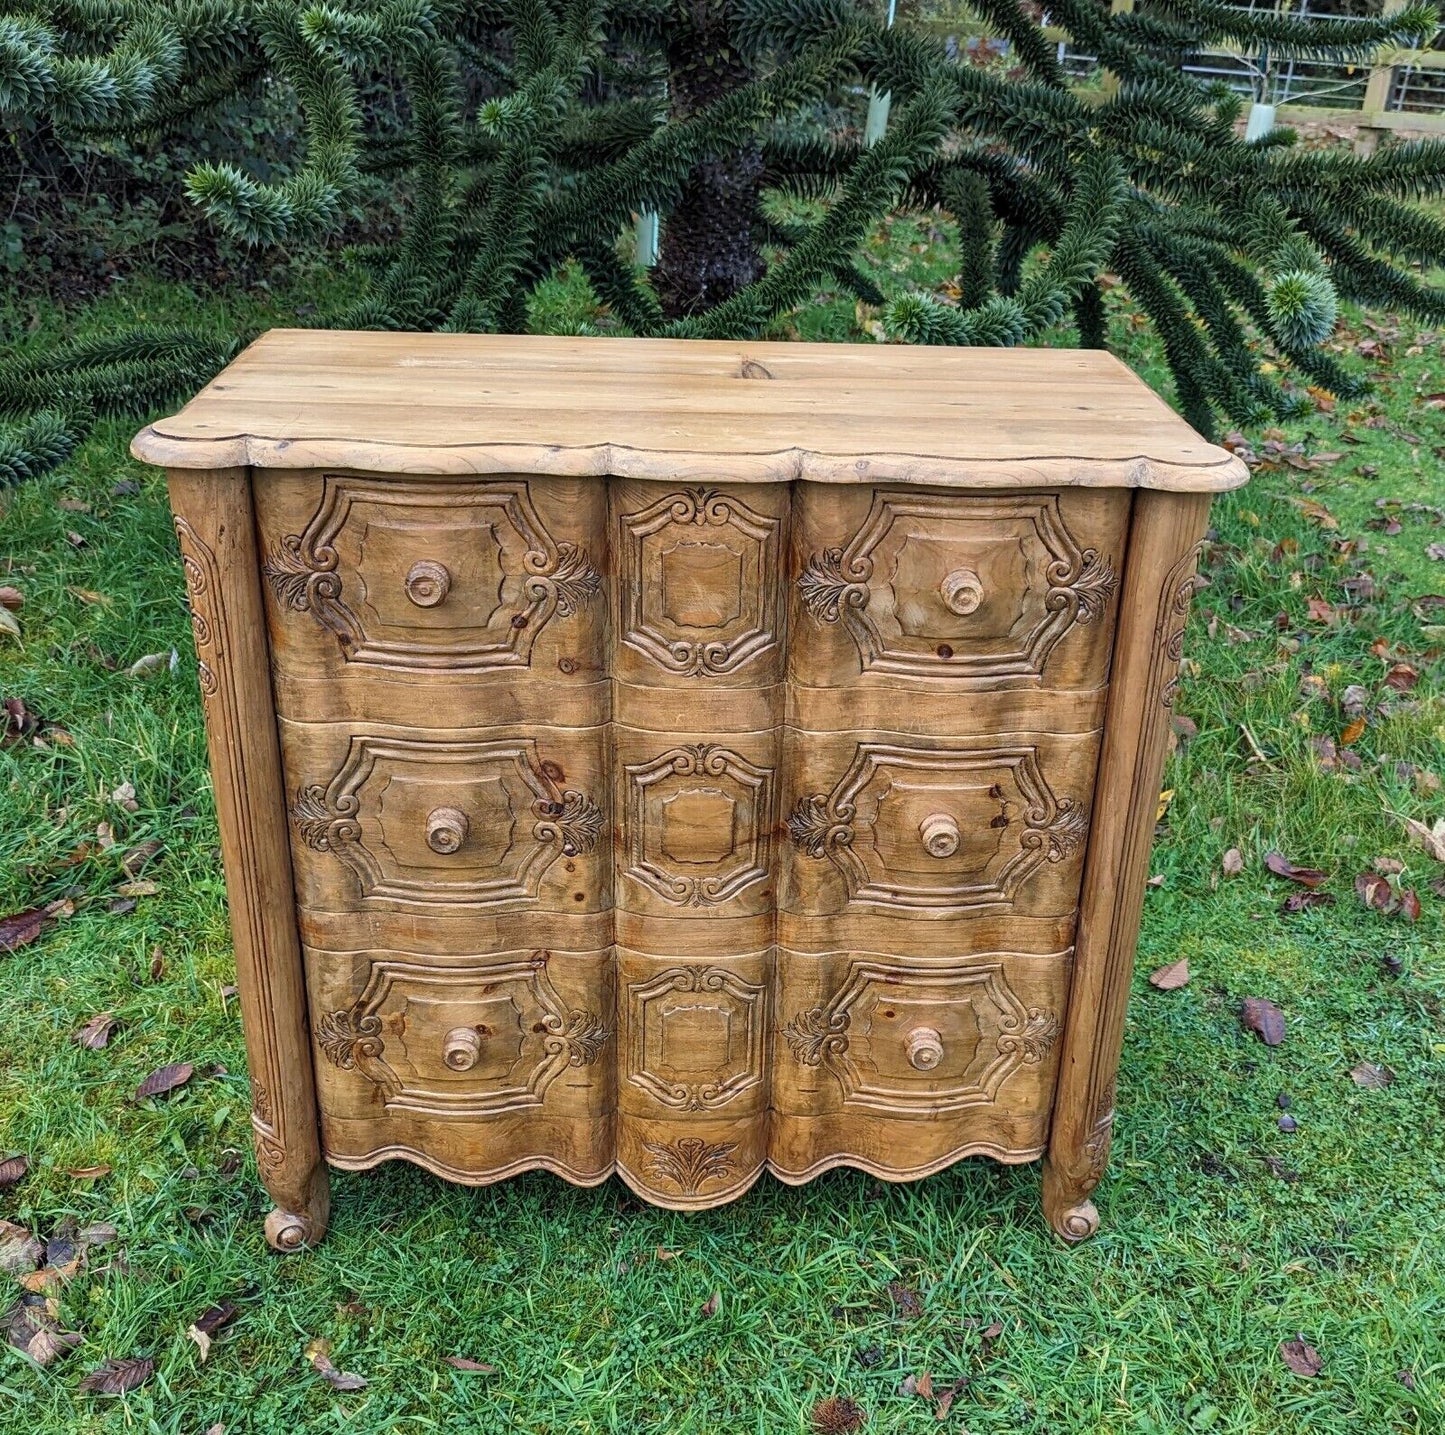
[134,1062,194,1101]
[934,1378,968,1420]
[0,1154,29,1187]
[5,1293,83,1367]
[80,1355,154,1394]
[1222,848,1244,877]
[0,907,49,953]
[0,586,22,609]
[1349,1062,1395,1089]
[306,1337,367,1392]
[68,1165,113,1181]
[1280,890,1336,914]
[1240,998,1286,1047]
[1148,958,1190,990]
[72,1013,118,1050]
[1402,817,1445,863]
[0,1222,43,1277]
[1279,1339,1322,1378]
[444,1356,496,1372]
[699,1290,720,1318]
[1264,851,1329,888]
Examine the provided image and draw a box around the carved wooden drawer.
[135,331,1247,1249]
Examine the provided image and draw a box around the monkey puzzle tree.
[1,0,1443,483]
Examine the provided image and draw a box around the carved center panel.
[619,487,783,677]
[292,735,603,907]
[627,965,766,1111]
[263,476,599,669]
[315,953,610,1117]
[788,741,1087,912]
[624,744,774,907]
[798,491,1116,680]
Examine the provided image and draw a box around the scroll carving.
[619,486,783,676]
[786,741,1088,912]
[315,953,611,1117]
[262,477,599,670]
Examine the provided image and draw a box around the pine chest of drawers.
[132,330,1247,1248]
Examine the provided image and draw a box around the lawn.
[1,238,1443,1434]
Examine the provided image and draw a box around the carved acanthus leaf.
[1003,1007,1061,1065]
[1053,549,1118,625]
[783,1007,851,1067]
[1033,797,1089,863]
[291,785,361,852]
[315,1008,384,1070]
[797,548,868,624]
[547,1008,611,1067]
[640,1136,738,1196]
[786,794,852,859]
[534,789,605,857]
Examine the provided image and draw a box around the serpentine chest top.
[132,330,1247,1248]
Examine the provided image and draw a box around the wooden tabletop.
[131,330,1248,491]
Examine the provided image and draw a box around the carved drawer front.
[612,480,789,690]
[615,948,772,1209]
[305,945,614,1185]
[770,947,1069,1183]
[255,471,606,722]
[781,729,1100,923]
[278,719,609,916]
[614,726,779,918]
[791,485,1126,691]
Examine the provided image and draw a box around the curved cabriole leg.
[1045,489,1212,1244]
[169,468,329,1253]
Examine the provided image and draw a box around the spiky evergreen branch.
[1,0,1443,488]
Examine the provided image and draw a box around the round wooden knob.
[906,1027,944,1071]
[919,813,960,859]
[405,559,451,607]
[425,806,468,854]
[442,1026,482,1072]
[940,567,984,617]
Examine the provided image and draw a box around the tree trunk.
[654,5,764,319]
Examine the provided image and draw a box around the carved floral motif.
[640,1136,739,1195]
[783,1006,851,1066]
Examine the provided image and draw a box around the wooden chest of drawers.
[132,331,1247,1248]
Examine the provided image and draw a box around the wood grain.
[132,332,1248,492]
[167,468,328,1251]
[1043,489,1211,1242]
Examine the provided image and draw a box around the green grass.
[1,252,1443,1435]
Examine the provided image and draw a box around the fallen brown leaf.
[80,1355,154,1394]
[72,1013,118,1050]
[699,1290,720,1318]
[67,1166,113,1181]
[1349,1061,1395,1089]
[1355,871,1395,911]
[444,1356,496,1372]
[934,1377,968,1420]
[1279,1338,1322,1378]
[120,840,162,877]
[1399,888,1421,922]
[1384,662,1419,692]
[114,880,159,899]
[5,1294,82,1367]
[307,1339,367,1392]
[0,586,22,609]
[77,1223,117,1247]
[0,907,49,953]
[1240,998,1286,1047]
[125,651,174,679]
[0,1154,29,1187]
[1280,891,1336,914]
[1222,848,1244,877]
[1148,958,1190,990]
[1341,716,1367,746]
[1402,817,1445,863]
[1264,851,1329,888]
[0,1222,42,1277]
[134,1062,194,1101]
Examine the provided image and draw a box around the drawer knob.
[906,1027,945,1071]
[919,812,960,859]
[442,1026,482,1072]
[405,559,451,607]
[940,567,984,617]
[426,806,469,854]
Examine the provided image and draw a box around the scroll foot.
[1042,1158,1100,1243]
